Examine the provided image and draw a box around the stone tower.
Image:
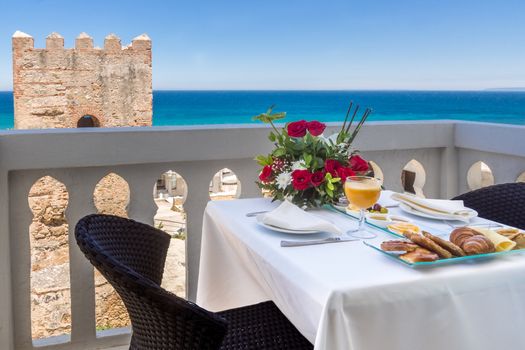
[12,31,152,129]
[12,31,153,338]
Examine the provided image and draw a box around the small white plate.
[255,216,321,235]
[399,203,476,222]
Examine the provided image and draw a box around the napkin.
[469,227,517,252]
[258,201,342,235]
[391,192,477,221]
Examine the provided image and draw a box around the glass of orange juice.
[344,176,382,239]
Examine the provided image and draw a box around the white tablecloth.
[197,196,525,350]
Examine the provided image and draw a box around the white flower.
[291,160,306,171]
[320,133,338,144]
[276,172,292,190]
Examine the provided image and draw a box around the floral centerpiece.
[254,103,373,208]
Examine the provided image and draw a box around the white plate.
[255,216,321,234]
[399,202,477,222]
[365,213,413,228]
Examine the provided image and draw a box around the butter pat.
[469,227,517,252]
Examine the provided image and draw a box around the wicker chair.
[75,214,313,350]
[453,183,525,229]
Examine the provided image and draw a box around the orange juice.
[344,179,381,209]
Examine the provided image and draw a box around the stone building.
[12,31,152,129]
[12,31,152,339]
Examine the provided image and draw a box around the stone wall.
[12,31,152,129]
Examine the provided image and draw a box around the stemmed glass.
[344,176,382,239]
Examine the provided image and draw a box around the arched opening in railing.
[467,161,495,190]
[402,159,426,197]
[369,161,384,185]
[28,176,71,342]
[92,173,131,334]
[153,170,188,298]
[209,168,241,200]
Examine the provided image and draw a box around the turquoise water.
[1,90,524,129]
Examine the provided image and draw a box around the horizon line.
[1,88,525,93]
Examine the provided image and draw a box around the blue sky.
[1,0,524,90]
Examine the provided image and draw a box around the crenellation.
[12,32,152,129]
[131,33,152,51]
[46,32,64,50]
[104,33,121,51]
[75,32,93,49]
[12,30,34,50]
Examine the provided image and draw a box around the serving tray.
[363,240,525,267]
[328,204,525,267]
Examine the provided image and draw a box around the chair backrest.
[453,183,525,229]
[75,214,227,350]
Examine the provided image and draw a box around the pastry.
[512,234,525,250]
[449,227,480,247]
[496,228,520,236]
[404,232,453,259]
[469,227,516,252]
[461,235,496,255]
[422,231,465,257]
[495,228,525,249]
[400,247,439,263]
[380,240,419,252]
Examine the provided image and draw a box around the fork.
[245,210,269,217]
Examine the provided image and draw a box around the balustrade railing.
[0,120,524,349]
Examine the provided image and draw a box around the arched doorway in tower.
[77,115,100,128]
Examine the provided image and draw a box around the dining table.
[196,191,525,350]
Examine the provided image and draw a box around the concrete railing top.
[2,119,522,171]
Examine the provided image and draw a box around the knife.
[280,236,359,247]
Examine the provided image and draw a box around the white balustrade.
[0,121,524,349]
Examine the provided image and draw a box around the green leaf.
[255,155,270,166]
[273,148,286,157]
[268,132,276,142]
[326,187,334,198]
[327,181,334,191]
[252,105,287,123]
[304,154,312,166]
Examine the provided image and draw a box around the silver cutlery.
[280,237,358,247]
[246,210,269,217]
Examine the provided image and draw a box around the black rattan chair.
[453,182,525,229]
[75,214,313,350]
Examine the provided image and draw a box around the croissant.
[461,235,496,255]
[450,227,480,247]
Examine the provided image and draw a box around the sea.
[1,90,524,129]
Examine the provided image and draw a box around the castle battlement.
[12,31,152,129]
[12,31,151,52]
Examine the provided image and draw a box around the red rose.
[306,121,326,136]
[337,167,356,182]
[287,120,308,138]
[291,169,312,190]
[310,171,325,187]
[259,165,273,183]
[324,159,342,177]
[349,155,369,172]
